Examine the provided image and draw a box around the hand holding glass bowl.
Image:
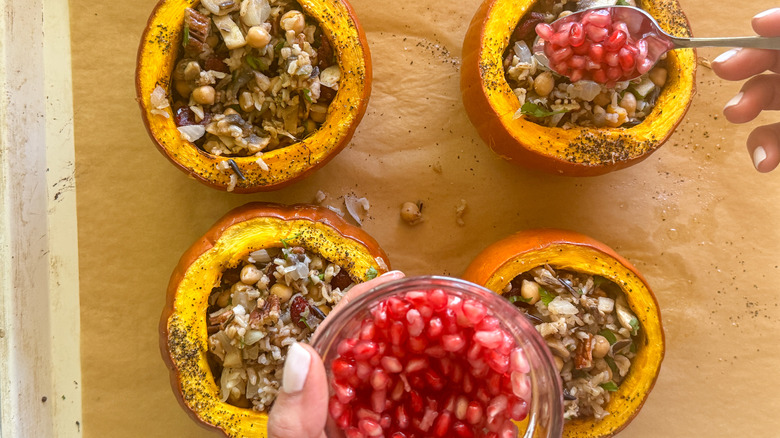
[269,274,565,438]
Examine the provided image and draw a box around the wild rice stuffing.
[164,0,339,156]
[207,245,355,410]
[504,0,668,128]
[503,265,640,421]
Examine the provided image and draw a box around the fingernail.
[725,92,743,109]
[713,49,739,64]
[380,270,404,278]
[754,8,780,19]
[753,146,767,170]
[282,343,311,394]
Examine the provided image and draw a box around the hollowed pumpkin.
[137,0,371,192]
[460,0,696,176]
[161,203,389,436]
[463,229,663,437]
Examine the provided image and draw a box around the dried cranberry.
[331,269,353,290]
[290,296,309,329]
[174,106,196,127]
[513,12,546,41]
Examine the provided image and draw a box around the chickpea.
[240,264,262,285]
[649,66,667,88]
[553,355,564,372]
[310,104,328,123]
[216,288,231,308]
[400,201,423,225]
[174,80,193,98]
[593,91,611,107]
[223,107,239,116]
[592,335,610,359]
[239,91,255,112]
[183,61,201,81]
[246,26,272,49]
[520,280,541,305]
[533,71,555,97]
[318,304,331,316]
[618,92,637,116]
[192,85,216,105]
[280,10,305,34]
[270,283,293,303]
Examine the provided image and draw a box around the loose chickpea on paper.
[400,201,423,225]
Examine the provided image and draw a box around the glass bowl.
[311,275,564,437]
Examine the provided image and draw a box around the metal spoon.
[534,5,780,81]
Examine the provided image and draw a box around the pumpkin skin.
[460,0,696,176]
[161,203,389,436]
[462,229,663,438]
[137,0,371,192]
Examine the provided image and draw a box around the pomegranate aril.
[604,30,627,51]
[465,401,483,425]
[567,55,586,70]
[371,368,390,389]
[370,303,389,328]
[535,23,554,40]
[442,334,466,352]
[427,317,444,338]
[509,348,530,373]
[499,419,519,438]
[380,414,392,428]
[474,330,503,349]
[486,372,502,396]
[382,356,403,373]
[572,40,591,56]
[425,345,446,358]
[418,407,438,432]
[619,47,635,70]
[356,361,372,379]
[511,371,532,400]
[390,379,404,400]
[396,404,410,429]
[428,289,448,310]
[508,396,529,421]
[387,297,410,318]
[589,43,605,63]
[476,316,499,331]
[345,427,365,438]
[592,69,607,83]
[605,51,619,67]
[390,321,407,346]
[569,22,585,47]
[486,394,508,422]
[586,24,609,42]
[424,369,445,390]
[334,380,356,404]
[583,9,611,27]
[405,357,429,373]
[410,390,424,413]
[330,396,347,419]
[469,357,489,378]
[408,336,427,353]
[371,389,387,413]
[455,395,469,420]
[433,410,453,437]
[405,291,428,305]
[637,57,654,74]
[462,300,487,325]
[416,304,433,319]
[354,341,378,360]
[549,46,573,64]
[391,432,406,438]
[333,358,357,380]
[569,68,584,82]
[337,406,353,429]
[358,418,383,437]
[357,407,381,421]
[463,373,474,394]
[453,421,475,438]
[586,60,601,71]
[407,309,425,337]
[338,338,358,357]
[607,66,623,80]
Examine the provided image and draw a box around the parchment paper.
[71,0,780,435]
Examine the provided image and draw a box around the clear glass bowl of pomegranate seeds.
[311,276,564,438]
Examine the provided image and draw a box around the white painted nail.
[753,146,767,170]
[754,8,780,19]
[725,92,743,109]
[713,49,740,64]
[282,343,311,394]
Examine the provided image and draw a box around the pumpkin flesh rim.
[136,0,372,192]
[161,204,389,435]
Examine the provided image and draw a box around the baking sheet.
[71,0,780,435]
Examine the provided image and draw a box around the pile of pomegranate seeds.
[535,9,656,86]
[327,289,533,438]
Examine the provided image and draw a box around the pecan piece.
[249,295,280,328]
[513,12,546,42]
[330,268,353,290]
[574,333,594,370]
[317,33,333,70]
[184,8,211,54]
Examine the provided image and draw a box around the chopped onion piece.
[244,330,265,346]
[240,0,270,26]
[326,205,344,216]
[150,85,170,109]
[177,125,206,142]
[249,249,272,263]
[344,195,370,226]
[548,296,579,315]
[319,66,341,90]
[213,15,247,50]
[255,155,269,171]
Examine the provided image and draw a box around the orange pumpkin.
[137,0,371,192]
[161,203,389,436]
[460,0,696,176]
[463,229,663,437]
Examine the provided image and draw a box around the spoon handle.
[670,35,780,50]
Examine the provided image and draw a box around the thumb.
[268,343,328,438]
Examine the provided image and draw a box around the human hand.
[267,270,406,438]
[711,8,780,172]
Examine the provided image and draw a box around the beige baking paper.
[71,0,780,435]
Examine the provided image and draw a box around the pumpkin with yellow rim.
[460,0,696,176]
[161,203,389,436]
[463,229,663,437]
[137,0,371,192]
